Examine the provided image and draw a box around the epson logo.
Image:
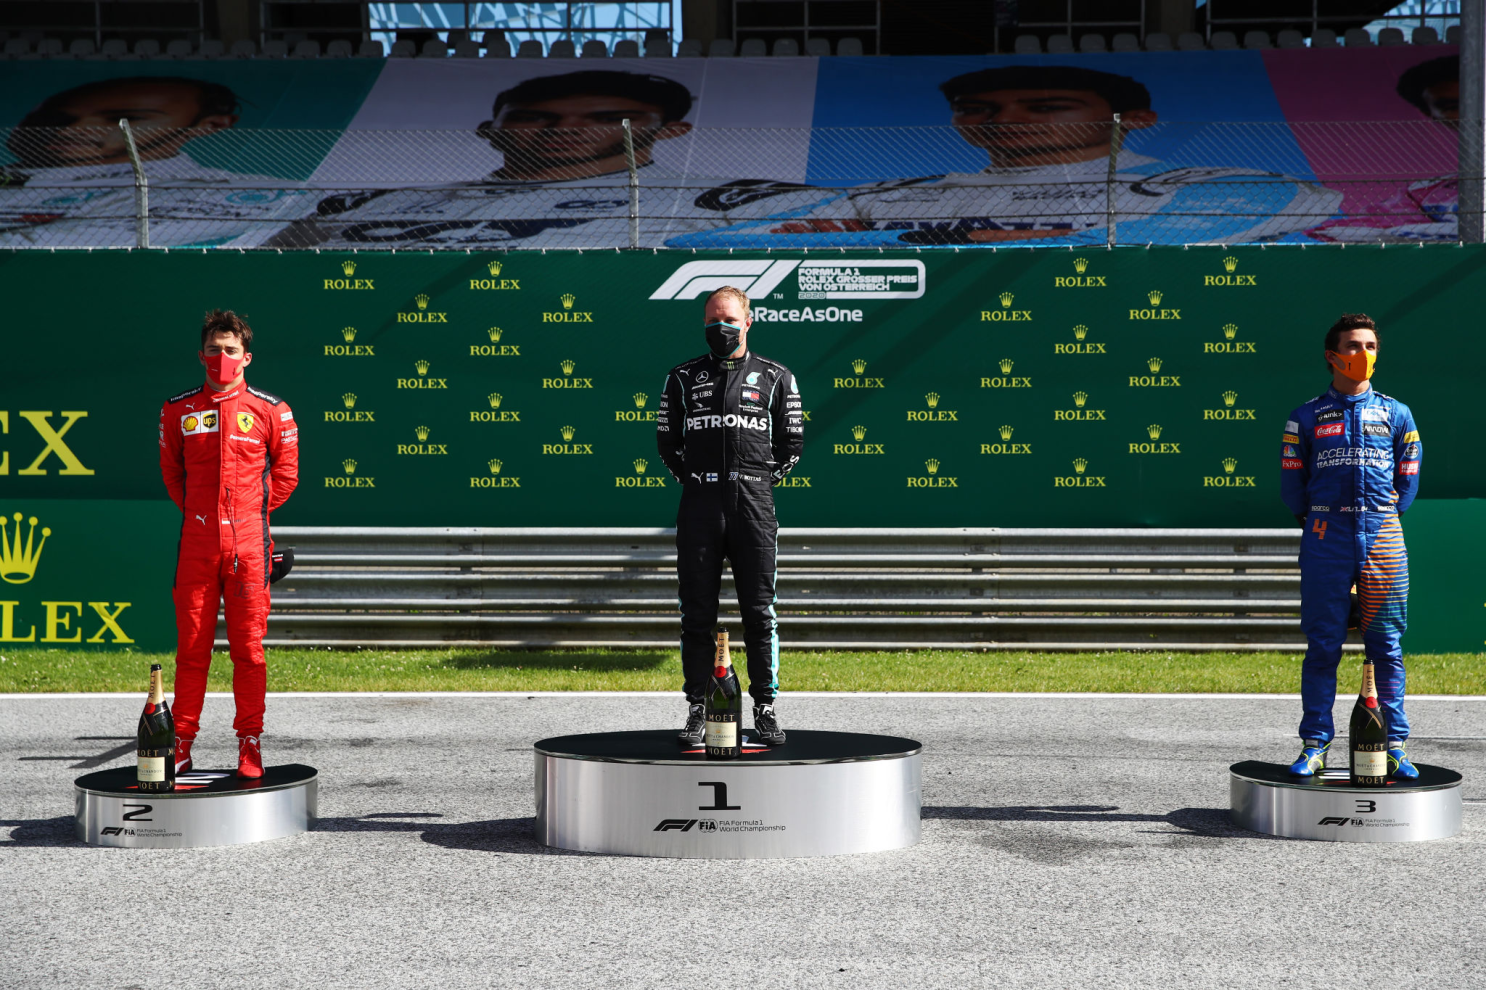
[687,414,768,431]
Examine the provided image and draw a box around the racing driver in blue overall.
[1280,313,1421,779]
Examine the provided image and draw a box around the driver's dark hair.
[492,70,693,123]
[1396,55,1457,115]
[1325,313,1377,370]
[202,309,253,350]
[938,65,1152,113]
[20,76,239,126]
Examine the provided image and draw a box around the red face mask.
[203,350,245,386]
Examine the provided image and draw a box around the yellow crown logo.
[488,458,502,475]
[1148,289,1163,306]
[634,458,648,475]
[998,358,1014,374]
[561,293,576,310]
[1073,257,1088,274]
[560,425,576,442]
[1223,256,1238,273]
[488,260,503,276]
[926,459,940,475]
[341,259,356,276]
[341,327,357,342]
[1073,325,1088,341]
[415,360,430,376]
[1073,391,1088,408]
[851,358,867,374]
[1147,357,1163,373]
[1147,424,1163,440]
[414,425,430,442]
[1223,457,1238,474]
[925,392,940,409]
[342,393,356,409]
[0,513,50,585]
[560,359,576,375]
[415,293,430,311]
[488,393,502,408]
[1222,391,1237,407]
[998,425,1014,441]
[487,327,503,342]
[999,291,1014,308]
[1073,458,1088,475]
[852,425,867,441]
[1223,323,1238,340]
[633,393,648,408]
[342,459,357,475]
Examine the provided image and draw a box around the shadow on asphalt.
[923,804,1276,839]
[314,813,574,854]
[0,816,78,847]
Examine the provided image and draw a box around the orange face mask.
[1328,349,1376,382]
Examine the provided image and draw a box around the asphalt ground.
[3,692,1483,990]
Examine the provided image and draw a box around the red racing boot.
[174,737,194,775]
[237,735,263,779]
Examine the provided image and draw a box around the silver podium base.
[535,730,921,859]
[75,764,317,848]
[1230,761,1461,842]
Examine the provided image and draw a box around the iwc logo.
[1203,457,1256,487]
[1055,324,1105,355]
[616,458,667,488]
[1054,256,1106,288]
[325,392,374,423]
[469,259,521,291]
[834,358,884,389]
[543,359,593,389]
[981,424,1031,456]
[397,425,448,456]
[1055,458,1106,488]
[1053,391,1106,422]
[907,458,957,488]
[1129,289,1181,321]
[1203,391,1257,421]
[470,458,520,489]
[543,425,593,455]
[397,294,448,324]
[323,258,374,291]
[1129,424,1180,454]
[470,326,520,357]
[1129,357,1181,387]
[325,326,374,357]
[981,291,1032,322]
[1204,323,1257,354]
[907,392,957,422]
[470,392,520,423]
[0,511,132,643]
[397,360,448,390]
[833,424,884,455]
[542,293,593,323]
[617,392,657,423]
[1204,255,1257,287]
[326,458,375,489]
[981,357,1031,388]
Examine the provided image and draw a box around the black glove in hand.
[269,547,295,584]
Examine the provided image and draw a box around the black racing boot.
[678,703,705,746]
[752,703,786,746]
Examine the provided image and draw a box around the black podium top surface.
[535,729,921,766]
[1230,760,1461,792]
[75,764,317,797]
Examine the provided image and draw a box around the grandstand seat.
[1311,28,1339,47]
[773,38,799,56]
[166,39,193,57]
[548,39,576,57]
[1210,31,1239,50]
[230,38,257,57]
[805,37,830,56]
[198,38,225,58]
[1412,26,1439,45]
[29,37,61,58]
[1242,30,1271,49]
[645,38,671,56]
[1377,27,1406,46]
[1046,34,1074,54]
[516,39,544,57]
[485,38,512,58]
[1078,33,1106,53]
[1276,29,1305,49]
[134,38,161,57]
[1447,25,1460,43]
[1143,32,1172,51]
[68,38,96,58]
[613,39,640,57]
[101,38,130,58]
[357,39,384,57]
[837,37,864,56]
[739,38,767,56]
[709,38,736,56]
[580,39,607,57]
[1344,28,1373,47]
[1111,32,1139,52]
[290,40,320,59]
[1013,34,1040,54]
[2,38,28,57]
[389,38,417,57]
[419,39,448,57]
[453,38,480,57]
[325,39,352,58]
[677,38,703,57]
[1176,31,1205,50]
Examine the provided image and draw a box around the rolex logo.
[999,425,1014,441]
[415,293,430,311]
[0,512,50,585]
[1223,256,1238,273]
[414,425,431,442]
[925,392,940,409]
[341,260,357,276]
[341,327,357,342]
[488,458,502,475]
[851,358,867,375]
[1147,357,1163,373]
[1222,391,1238,407]
[1073,257,1088,274]
[488,327,503,342]
[1073,325,1088,341]
[999,291,1014,308]
[1223,323,1238,340]
[415,360,430,376]
[561,359,576,375]
[634,458,648,475]
[1073,458,1088,475]
[998,358,1014,374]
[488,260,503,276]
[1223,457,1238,474]
[633,393,648,408]
[560,425,576,442]
[488,393,502,408]
[1148,289,1163,306]
[1147,424,1163,440]
[1073,391,1088,408]
[342,459,357,475]
[925,459,940,475]
[342,393,357,409]
[852,425,867,441]
[560,293,576,310]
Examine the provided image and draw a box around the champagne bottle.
[137,663,176,793]
[1349,659,1389,787]
[704,627,742,759]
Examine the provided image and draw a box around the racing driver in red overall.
[159,310,298,777]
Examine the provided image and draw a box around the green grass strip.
[2,648,1483,695]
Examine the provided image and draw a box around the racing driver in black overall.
[657,285,804,746]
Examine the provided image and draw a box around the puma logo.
[194,514,208,525]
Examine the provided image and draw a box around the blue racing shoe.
[1289,739,1330,776]
[1388,742,1419,779]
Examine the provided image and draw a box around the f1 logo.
[1317,816,1351,826]
[654,819,697,832]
